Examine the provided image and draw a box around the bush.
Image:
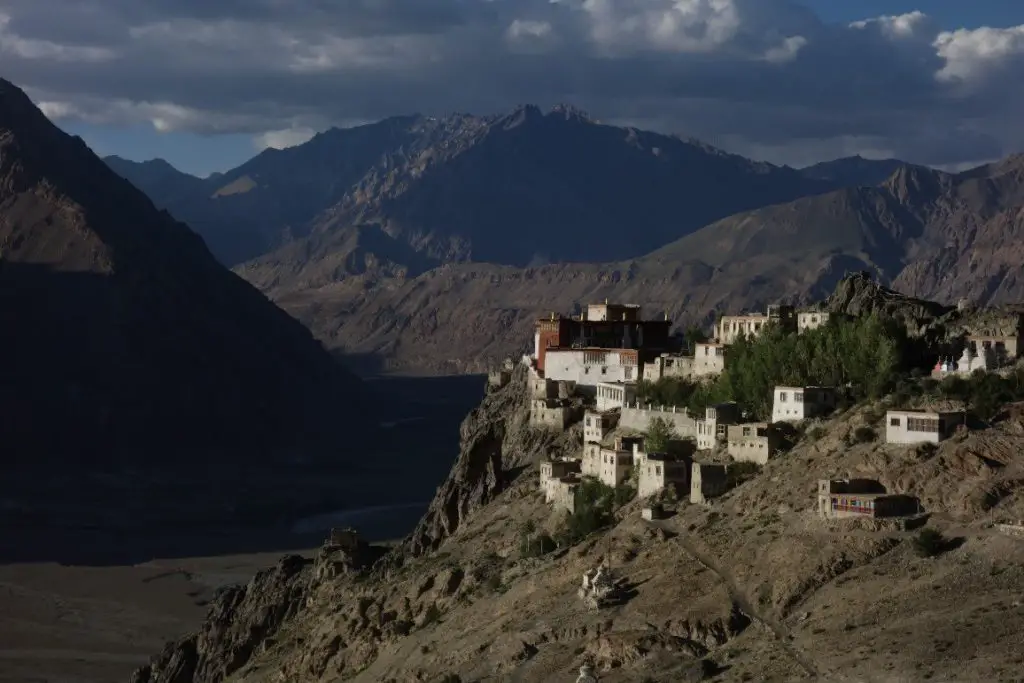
[519,532,557,559]
[645,416,677,453]
[912,528,947,558]
[807,425,827,441]
[852,426,876,443]
[557,479,615,546]
[614,483,636,507]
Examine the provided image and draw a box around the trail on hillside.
[652,521,820,679]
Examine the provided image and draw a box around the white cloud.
[934,25,1024,83]
[3,0,1024,168]
[0,12,114,62]
[253,127,316,150]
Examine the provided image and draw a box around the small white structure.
[771,386,837,423]
[530,398,579,429]
[576,664,598,683]
[548,476,581,513]
[596,381,637,411]
[885,410,962,445]
[690,462,729,504]
[727,422,781,464]
[932,346,993,377]
[797,310,830,333]
[693,342,726,376]
[638,453,690,498]
[598,448,633,487]
[540,459,581,498]
[586,302,641,322]
[642,353,693,381]
[695,402,740,450]
[583,410,619,444]
[579,565,618,610]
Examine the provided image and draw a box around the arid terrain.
[133,361,1024,683]
[0,546,314,683]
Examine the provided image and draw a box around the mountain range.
[0,78,373,465]
[101,105,1024,375]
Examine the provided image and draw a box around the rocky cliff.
[404,363,581,556]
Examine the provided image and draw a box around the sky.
[2,0,1023,177]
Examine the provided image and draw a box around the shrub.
[852,426,876,443]
[557,479,615,546]
[519,532,556,559]
[645,416,677,453]
[912,528,947,558]
[807,425,827,441]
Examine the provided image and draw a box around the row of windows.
[890,416,940,432]
[777,391,804,402]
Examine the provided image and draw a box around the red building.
[533,304,673,374]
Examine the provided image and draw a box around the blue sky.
[8,0,1022,176]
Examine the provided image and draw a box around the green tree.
[645,416,677,452]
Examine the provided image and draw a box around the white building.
[797,310,830,333]
[540,460,581,498]
[544,348,640,392]
[583,410,619,444]
[695,402,740,450]
[885,410,962,445]
[771,386,837,423]
[586,302,642,322]
[693,342,726,376]
[596,381,637,411]
[598,449,633,488]
[642,353,693,382]
[637,454,690,498]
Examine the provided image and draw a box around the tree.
[645,416,678,452]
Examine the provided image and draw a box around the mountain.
[0,78,374,464]
[108,106,838,269]
[246,157,1024,375]
[800,155,907,186]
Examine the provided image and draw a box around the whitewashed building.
[638,453,690,498]
[693,342,726,376]
[797,310,830,333]
[771,386,837,423]
[885,410,963,445]
[695,402,741,450]
[583,410,619,444]
[596,381,637,412]
[598,449,634,488]
[544,348,640,392]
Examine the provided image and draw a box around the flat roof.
[546,347,640,353]
[886,409,958,416]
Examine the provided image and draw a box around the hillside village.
[503,279,1024,531]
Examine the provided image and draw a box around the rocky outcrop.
[826,271,954,335]
[130,556,312,683]
[403,363,581,556]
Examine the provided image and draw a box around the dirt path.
[651,521,820,679]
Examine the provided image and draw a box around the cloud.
[2,0,1024,167]
[253,127,316,151]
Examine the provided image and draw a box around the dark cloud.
[2,0,1023,165]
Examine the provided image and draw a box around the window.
[794,392,804,402]
[656,466,662,476]
[743,427,752,437]
[811,316,818,323]
[586,418,592,427]
[890,417,901,427]
[907,417,939,432]
[779,392,787,402]
[601,367,607,375]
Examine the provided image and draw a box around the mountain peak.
[549,103,594,122]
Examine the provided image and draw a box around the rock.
[129,555,312,683]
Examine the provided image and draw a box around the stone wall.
[620,405,697,438]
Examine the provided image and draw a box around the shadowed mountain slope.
[0,78,374,464]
